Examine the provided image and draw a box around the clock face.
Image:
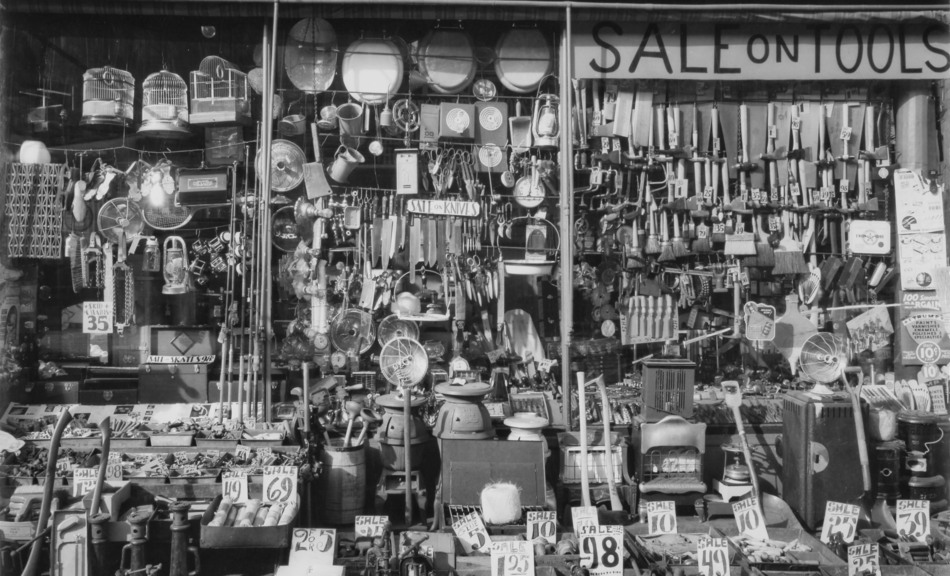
[473,78,497,101]
[478,144,503,168]
[478,106,503,131]
[313,333,330,351]
[446,107,471,134]
[601,319,616,338]
[513,175,544,208]
[330,351,347,370]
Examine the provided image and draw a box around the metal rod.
[262,0,281,424]
[559,4,575,431]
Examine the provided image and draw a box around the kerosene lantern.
[531,86,559,149]
[162,235,190,294]
[715,443,753,501]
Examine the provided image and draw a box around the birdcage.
[190,56,252,125]
[139,70,190,138]
[80,66,135,127]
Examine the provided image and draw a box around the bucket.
[319,441,366,524]
[317,105,338,130]
[336,102,364,137]
[328,145,364,183]
[278,114,306,136]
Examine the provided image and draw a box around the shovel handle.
[576,372,592,508]
[841,373,872,492]
[90,416,111,516]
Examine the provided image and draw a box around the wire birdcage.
[190,56,252,125]
[139,70,190,138]
[80,66,135,127]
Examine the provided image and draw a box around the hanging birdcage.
[139,70,190,138]
[80,66,135,127]
[189,55,252,125]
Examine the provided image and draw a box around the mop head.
[480,482,522,525]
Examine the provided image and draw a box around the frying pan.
[341,37,404,105]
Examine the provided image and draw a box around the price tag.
[732,496,769,540]
[288,528,336,567]
[712,222,726,235]
[768,215,781,232]
[675,179,690,198]
[222,470,249,502]
[929,384,948,415]
[355,515,389,538]
[848,543,880,576]
[72,467,98,497]
[263,465,298,505]
[105,459,123,481]
[82,301,114,334]
[697,537,729,576]
[840,127,853,141]
[527,511,557,544]
[750,188,762,203]
[572,506,599,535]
[840,179,850,193]
[453,511,492,554]
[579,524,623,576]
[820,501,860,544]
[646,501,677,535]
[703,185,713,200]
[234,445,251,460]
[896,500,930,543]
[491,540,534,576]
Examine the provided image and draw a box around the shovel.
[841,367,895,529]
[89,417,112,516]
[595,376,623,511]
[304,123,332,199]
[576,371,593,509]
[722,381,760,499]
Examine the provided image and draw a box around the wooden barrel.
[319,441,366,524]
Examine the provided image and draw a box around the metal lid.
[435,381,492,398]
[898,410,942,425]
[504,413,549,430]
[376,392,427,410]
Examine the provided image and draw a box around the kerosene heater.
[714,443,753,501]
[432,381,494,440]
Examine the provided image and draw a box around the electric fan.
[272,206,301,252]
[377,314,420,346]
[329,309,376,355]
[379,337,428,389]
[261,139,306,193]
[798,332,848,385]
[97,198,144,244]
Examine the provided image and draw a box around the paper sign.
[697,537,729,576]
[82,301,114,334]
[572,506,599,535]
[453,511,492,554]
[821,501,861,544]
[289,528,336,566]
[263,465,298,505]
[848,542,880,576]
[732,496,769,540]
[579,524,623,576]
[527,511,557,544]
[491,540,535,576]
[72,467,98,497]
[355,516,389,538]
[896,500,930,543]
[222,470,249,502]
[647,501,677,535]
[276,565,345,576]
[105,459,123,481]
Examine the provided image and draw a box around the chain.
[114,266,135,334]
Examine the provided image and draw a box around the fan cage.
[142,201,194,231]
[81,66,135,125]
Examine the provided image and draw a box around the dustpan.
[304,123,332,198]
[509,100,533,153]
[773,293,818,374]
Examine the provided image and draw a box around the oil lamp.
[532,90,559,149]
[142,236,161,272]
[162,235,190,294]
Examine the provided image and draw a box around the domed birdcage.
[284,18,338,93]
[190,55,252,125]
[139,70,190,138]
[80,66,135,127]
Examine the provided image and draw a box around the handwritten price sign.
[453,511,492,554]
[526,510,557,544]
[821,501,860,544]
[72,468,98,497]
[896,500,930,543]
[491,540,534,576]
[263,465,298,505]
[222,470,249,502]
[732,496,769,540]
[579,524,623,576]
[289,528,336,567]
[697,537,729,576]
[848,542,880,576]
[572,505,599,535]
[82,301,114,334]
[647,501,677,535]
[355,515,389,538]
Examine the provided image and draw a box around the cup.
[278,114,306,136]
[328,145,365,183]
[317,105,338,130]
[336,102,365,138]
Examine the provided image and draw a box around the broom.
[657,209,676,262]
[753,214,775,268]
[724,213,756,256]
[627,215,645,269]
[644,202,661,256]
[670,211,689,258]
[772,209,809,275]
